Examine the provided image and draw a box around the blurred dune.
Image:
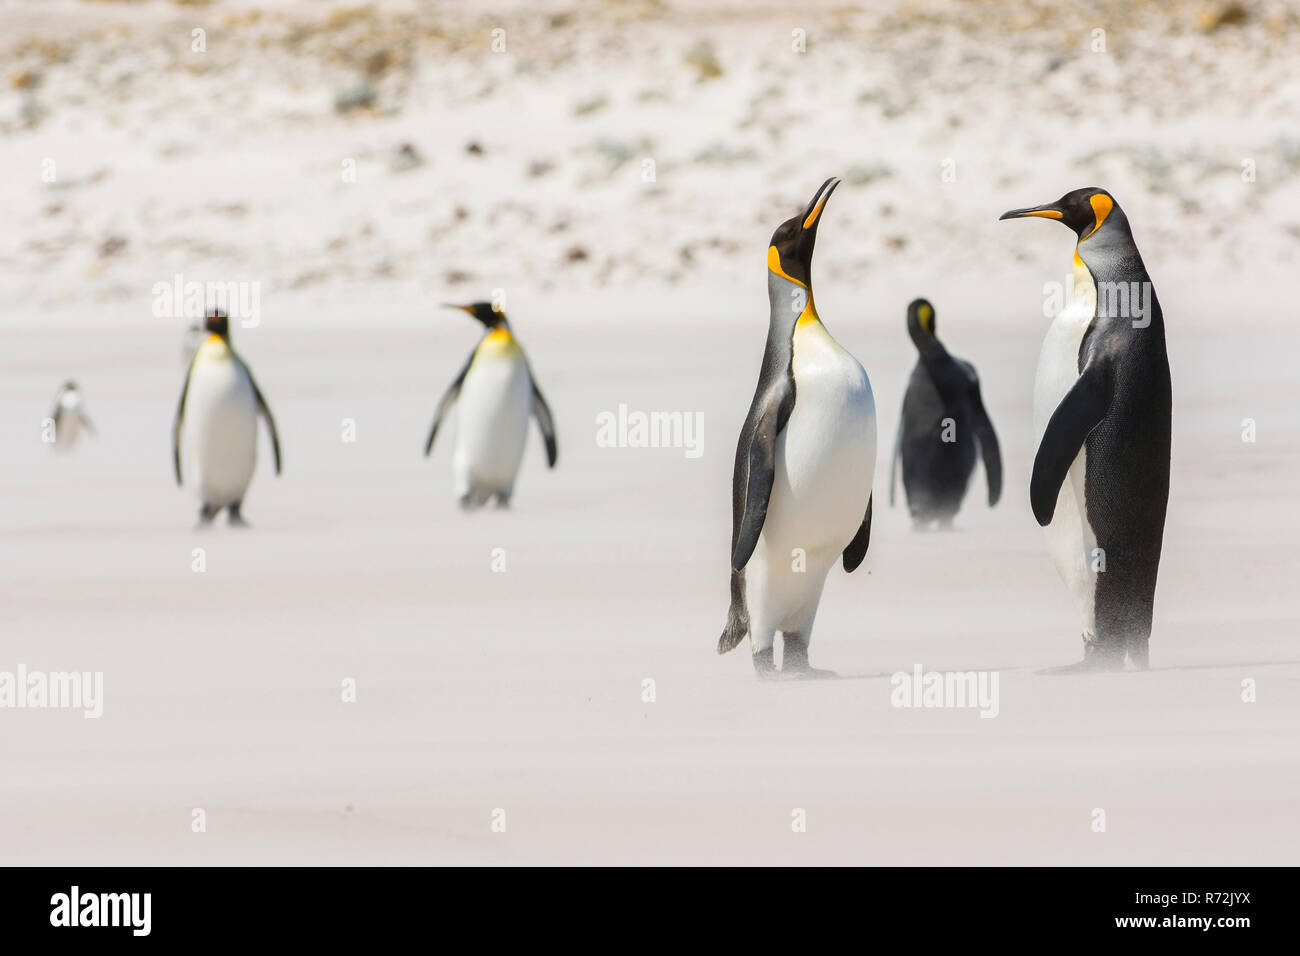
[1,0,1297,312]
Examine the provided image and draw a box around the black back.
[895,300,1001,524]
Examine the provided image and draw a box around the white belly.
[748,319,876,633]
[53,390,89,449]
[453,351,532,495]
[1033,286,1098,637]
[54,411,81,448]
[183,350,259,507]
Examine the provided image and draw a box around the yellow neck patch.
[796,296,820,327]
[475,326,520,362]
[195,334,232,365]
[1071,249,1097,310]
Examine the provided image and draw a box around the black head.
[444,301,506,329]
[999,186,1117,242]
[907,298,936,339]
[60,379,80,393]
[768,177,841,287]
[204,308,229,339]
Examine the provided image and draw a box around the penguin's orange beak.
[801,177,840,230]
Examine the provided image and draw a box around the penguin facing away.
[172,309,281,527]
[889,299,1002,528]
[424,302,557,509]
[50,380,95,449]
[718,178,877,679]
[1000,187,1171,671]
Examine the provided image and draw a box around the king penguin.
[50,380,95,449]
[424,302,557,509]
[172,308,281,526]
[717,178,877,679]
[1000,187,1171,671]
[889,299,1001,527]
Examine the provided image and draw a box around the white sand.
[0,0,1297,864]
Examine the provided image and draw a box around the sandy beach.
[1,0,1297,865]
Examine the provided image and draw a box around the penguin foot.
[227,503,250,528]
[783,665,839,681]
[780,636,837,679]
[1041,643,1127,675]
[1126,641,1150,671]
[459,490,489,511]
[752,648,777,680]
[196,503,221,528]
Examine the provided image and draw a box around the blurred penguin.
[49,380,95,450]
[424,301,557,509]
[889,299,1001,528]
[173,308,281,527]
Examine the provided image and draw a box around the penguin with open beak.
[717,178,877,679]
[424,301,557,509]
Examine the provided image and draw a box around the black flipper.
[730,384,793,572]
[240,357,282,476]
[968,380,1002,507]
[424,351,473,457]
[842,494,872,572]
[172,359,195,486]
[1030,361,1113,526]
[530,380,558,467]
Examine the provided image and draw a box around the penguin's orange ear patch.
[1083,193,1113,240]
[767,245,806,287]
[917,303,933,330]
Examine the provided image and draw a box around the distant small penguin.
[1001,187,1171,671]
[888,299,1002,528]
[172,309,281,526]
[50,380,95,449]
[424,302,557,509]
[717,178,877,679]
